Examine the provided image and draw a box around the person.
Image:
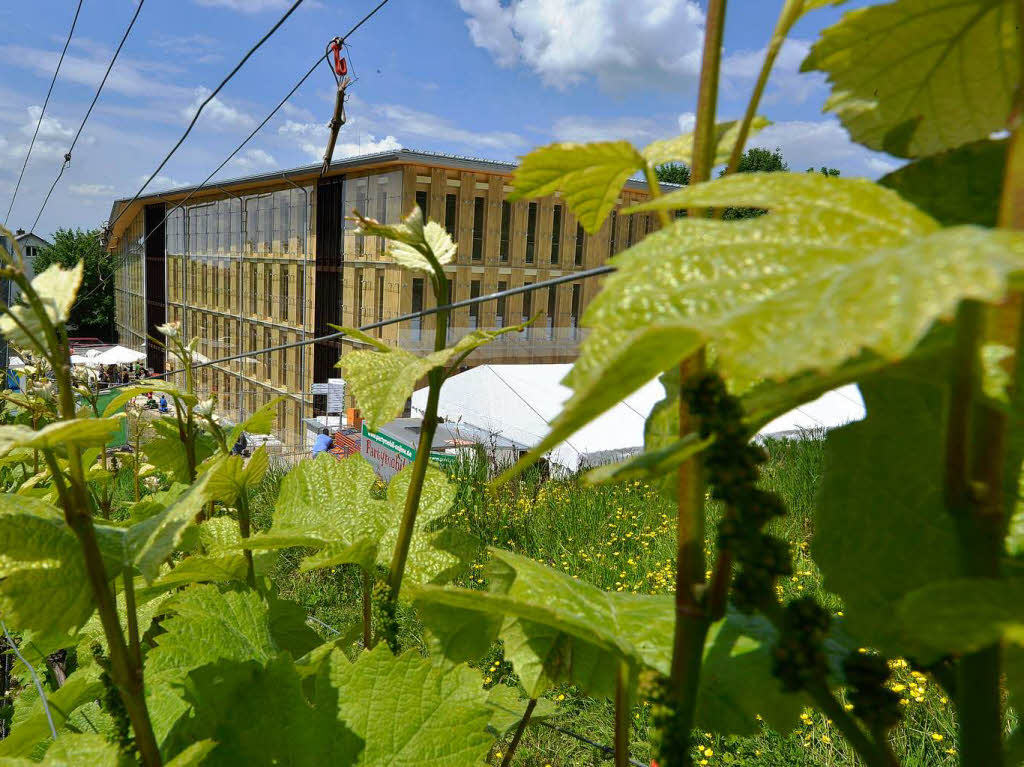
[231,432,248,456]
[158,394,169,414]
[312,427,332,458]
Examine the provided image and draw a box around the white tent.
[8,356,24,369]
[411,364,865,472]
[95,346,146,365]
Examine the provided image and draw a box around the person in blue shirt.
[312,428,332,458]
[158,395,169,413]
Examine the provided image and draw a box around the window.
[249,263,257,314]
[249,324,257,355]
[469,280,481,329]
[280,264,289,321]
[415,190,429,219]
[574,222,584,266]
[411,278,424,342]
[551,205,562,264]
[496,280,507,327]
[212,262,219,302]
[626,214,635,248]
[547,285,557,339]
[445,193,457,237]
[264,265,272,317]
[472,197,485,261]
[522,281,533,337]
[201,263,208,305]
[526,202,537,263]
[225,261,232,301]
[608,211,618,257]
[263,327,272,382]
[499,201,511,262]
[376,273,385,336]
[570,283,582,339]
[446,277,455,343]
[376,185,388,254]
[355,268,364,325]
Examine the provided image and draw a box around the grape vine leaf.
[508,141,645,233]
[164,742,218,767]
[484,684,556,736]
[353,206,456,276]
[331,645,495,766]
[814,363,961,660]
[0,262,83,355]
[171,656,361,766]
[337,324,528,430]
[0,416,124,456]
[0,734,129,767]
[227,397,284,448]
[144,584,279,744]
[100,381,191,417]
[207,445,270,505]
[144,417,217,484]
[641,117,771,167]
[802,0,1019,157]
[416,551,802,731]
[0,665,102,757]
[246,454,461,587]
[879,139,1007,227]
[506,173,1024,479]
[899,577,1024,653]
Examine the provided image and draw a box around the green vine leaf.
[164,742,218,767]
[144,417,217,484]
[207,446,270,504]
[0,733,128,767]
[171,656,360,766]
[246,454,461,586]
[802,0,1019,157]
[353,207,456,276]
[879,138,1007,227]
[0,666,102,757]
[337,324,528,430]
[622,173,1024,386]
[0,262,83,355]
[641,117,772,167]
[331,645,496,766]
[100,381,192,417]
[508,141,645,233]
[227,397,284,448]
[0,416,124,456]
[900,577,1024,653]
[814,363,960,660]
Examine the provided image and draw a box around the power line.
[106,0,308,235]
[30,0,146,234]
[3,0,83,228]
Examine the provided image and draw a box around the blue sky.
[0,0,899,237]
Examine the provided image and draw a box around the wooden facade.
[108,150,661,453]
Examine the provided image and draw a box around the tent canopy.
[95,346,146,365]
[410,364,864,472]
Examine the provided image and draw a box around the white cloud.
[143,174,190,191]
[677,112,695,134]
[69,183,115,196]
[332,135,402,160]
[230,148,277,170]
[150,33,222,64]
[722,39,822,106]
[22,106,73,140]
[182,87,254,129]
[551,115,664,144]
[280,101,315,122]
[459,0,705,92]
[748,119,902,179]
[278,120,401,161]
[375,104,524,152]
[278,119,327,160]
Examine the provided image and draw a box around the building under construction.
[105,149,663,454]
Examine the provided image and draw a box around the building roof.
[105,147,672,248]
[374,416,528,453]
[14,230,51,245]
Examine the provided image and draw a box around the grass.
[252,439,962,767]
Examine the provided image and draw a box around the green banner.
[361,423,455,466]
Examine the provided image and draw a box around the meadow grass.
[254,439,962,767]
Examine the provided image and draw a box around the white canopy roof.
[94,345,146,365]
[411,364,865,472]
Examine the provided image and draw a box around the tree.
[721,146,790,219]
[32,228,116,340]
[807,166,841,177]
[655,162,691,186]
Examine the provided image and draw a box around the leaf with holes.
[508,141,645,233]
[337,323,529,430]
[802,0,1019,157]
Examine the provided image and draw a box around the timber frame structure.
[106,148,669,454]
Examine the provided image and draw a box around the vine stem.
[385,269,450,605]
[669,4,726,762]
[643,166,671,227]
[614,661,631,767]
[361,569,373,648]
[237,491,256,588]
[500,698,537,767]
[17,276,163,766]
[123,569,142,669]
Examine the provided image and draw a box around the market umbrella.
[95,346,147,365]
